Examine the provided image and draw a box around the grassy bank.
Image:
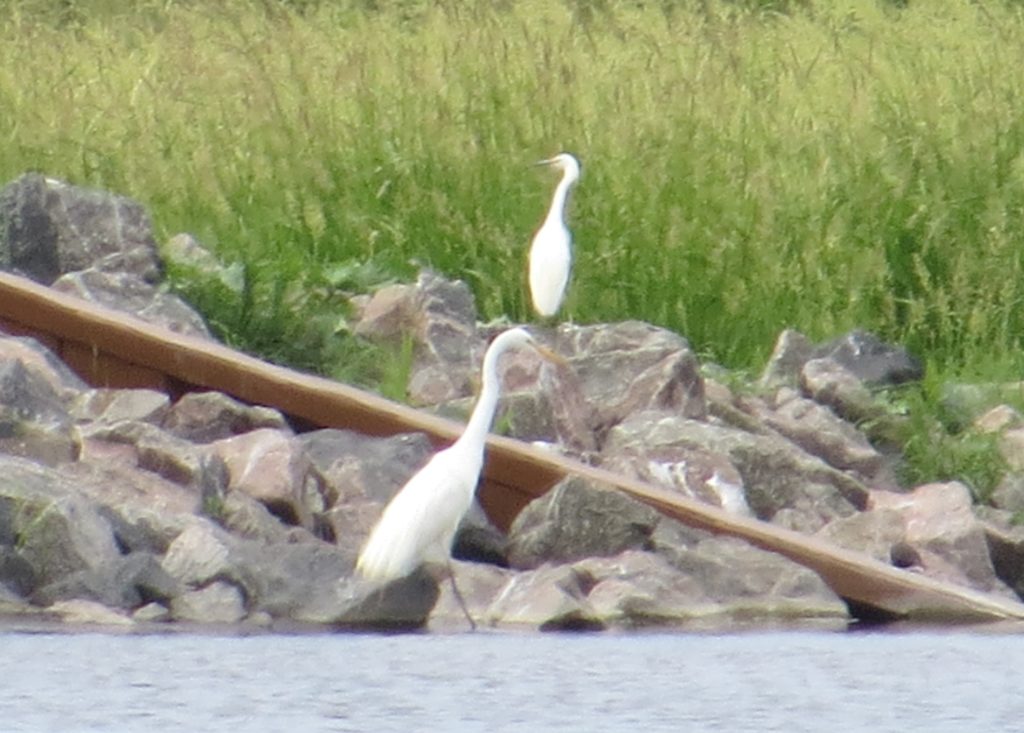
[4,0,1024,493]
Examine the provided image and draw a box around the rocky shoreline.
[2,173,1024,632]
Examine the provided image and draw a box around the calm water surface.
[3,626,1023,732]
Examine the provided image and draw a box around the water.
[3,626,1024,732]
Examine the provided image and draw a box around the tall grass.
[3,0,1024,383]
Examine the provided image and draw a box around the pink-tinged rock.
[800,357,882,424]
[353,283,417,342]
[757,388,885,479]
[759,329,813,389]
[870,483,1015,596]
[209,428,332,531]
[974,404,1024,434]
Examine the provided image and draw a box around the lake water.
[3,624,1024,732]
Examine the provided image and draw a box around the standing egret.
[529,152,581,319]
[356,328,563,603]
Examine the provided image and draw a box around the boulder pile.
[1,173,1023,632]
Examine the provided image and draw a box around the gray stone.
[812,329,923,386]
[0,173,162,285]
[0,357,79,465]
[759,329,813,389]
[297,429,434,504]
[406,271,481,406]
[53,269,212,338]
[484,563,603,631]
[549,320,706,434]
[0,334,88,399]
[49,599,134,627]
[602,411,865,529]
[170,581,247,624]
[162,391,291,444]
[507,476,661,570]
[70,388,170,426]
[800,357,885,425]
[429,561,514,630]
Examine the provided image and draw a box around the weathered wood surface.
[1,270,1022,622]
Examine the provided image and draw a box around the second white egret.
[356,327,563,587]
[529,152,580,319]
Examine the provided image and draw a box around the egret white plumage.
[356,327,563,586]
[529,152,580,318]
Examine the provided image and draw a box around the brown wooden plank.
[0,270,1022,621]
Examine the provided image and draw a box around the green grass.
[4,0,1024,492]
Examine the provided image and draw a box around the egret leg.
[446,558,477,632]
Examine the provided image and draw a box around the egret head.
[536,152,581,181]
[487,327,567,367]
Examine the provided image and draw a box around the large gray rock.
[812,329,923,387]
[580,547,846,627]
[0,173,162,285]
[602,411,865,530]
[871,483,1016,597]
[0,356,79,465]
[548,321,706,435]
[405,271,481,406]
[53,268,212,339]
[507,476,662,570]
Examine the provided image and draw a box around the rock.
[815,508,907,564]
[484,563,603,631]
[507,476,662,570]
[0,334,89,399]
[53,268,212,338]
[759,328,813,389]
[756,388,885,479]
[649,523,848,621]
[297,568,440,630]
[429,561,514,630]
[581,548,845,627]
[548,321,706,435]
[171,581,247,624]
[297,429,434,504]
[163,233,223,276]
[49,599,134,627]
[406,271,481,405]
[452,501,508,567]
[990,474,1024,514]
[162,391,291,444]
[133,602,171,623]
[209,428,332,531]
[3,465,123,589]
[811,329,923,386]
[602,411,865,529]
[871,483,1015,597]
[353,283,417,343]
[800,357,884,425]
[79,419,206,488]
[0,172,162,285]
[0,357,79,465]
[974,405,1024,434]
[0,547,37,598]
[70,388,170,426]
[602,422,751,515]
[976,506,1024,599]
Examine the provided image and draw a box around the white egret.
[529,152,580,318]
[356,327,563,595]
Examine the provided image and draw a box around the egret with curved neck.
[356,327,562,585]
[529,152,580,318]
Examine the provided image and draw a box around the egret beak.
[533,344,569,367]
[534,157,557,167]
